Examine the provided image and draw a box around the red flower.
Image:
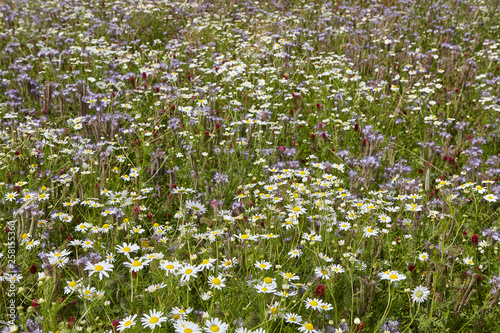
[315,284,325,298]
[408,264,416,272]
[354,321,365,331]
[30,264,37,274]
[471,234,479,245]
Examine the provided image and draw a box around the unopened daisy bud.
[275,265,282,269]
[104,301,110,306]
[338,240,345,246]
[354,318,361,325]
[9,325,18,333]
[283,284,290,290]
[202,312,210,319]
[392,241,397,246]
[300,240,306,245]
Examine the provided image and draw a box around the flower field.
[0,0,499,332]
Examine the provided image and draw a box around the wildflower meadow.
[1,0,499,332]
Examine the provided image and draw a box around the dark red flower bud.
[463,230,468,236]
[408,264,416,272]
[30,264,37,274]
[354,321,365,331]
[142,72,147,78]
[315,284,325,298]
[310,133,315,140]
[67,235,73,241]
[471,234,479,245]
[477,274,482,282]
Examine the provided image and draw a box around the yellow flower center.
[123,247,131,252]
[293,207,300,212]
[184,329,192,333]
[132,261,141,267]
[212,278,221,285]
[389,274,398,280]
[69,281,77,287]
[241,234,249,239]
[310,300,318,306]
[166,264,174,269]
[305,323,314,330]
[185,269,193,274]
[264,277,272,284]
[202,259,210,265]
[173,314,180,320]
[124,320,132,327]
[149,317,159,324]
[94,265,103,271]
[259,264,266,268]
[210,325,219,332]
[367,228,373,233]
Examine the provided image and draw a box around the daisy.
[418,252,429,262]
[314,267,331,280]
[363,226,379,238]
[318,253,333,262]
[198,258,216,271]
[208,275,227,290]
[338,222,351,231]
[288,249,302,258]
[411,285,431,303]
[82,240,94,249]
[380,271,406,282]
[179,264,200,282]
[25,239,40,250]
[255,260,272,270]
[48,249,71,259]
[171,307,192,321]
[141,310,168,330]
[220,258,237,270]
[235,233,258,241]
[174,320,201,333]
[124,258,150,273]
[204,318,229,333]
[105,252,116,263]
[284,313,302,324]
[319,302,334,311]
[5,192,17,202]
[330,264,344,274]
[64,279,82,294]
[160,260,182,275]
[146,283,167,293]
[78,285,97,300]
[85,261,114,280]
[267,301,282,319]
[304,298,322,310]
[484,194,498,202]
[116,242,140,257]
[463,256,474,265]
[255,282,277,293]
[185,200,207,214]
[280,272,300,281]
[298,322,318,333]
[118,314,137,332]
